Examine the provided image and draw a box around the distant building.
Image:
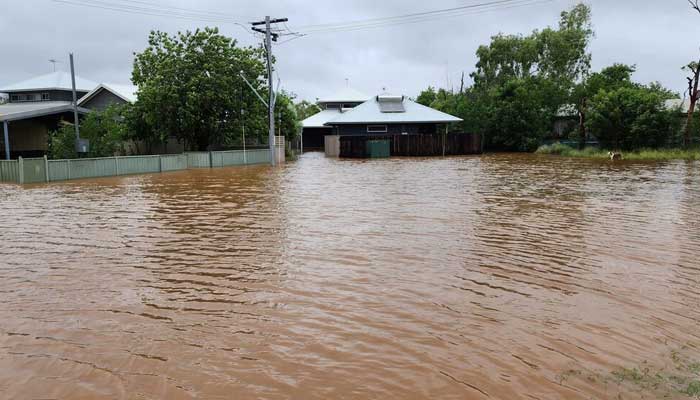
[0,72,136,159]
[301,87,369,149]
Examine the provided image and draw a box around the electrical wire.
[292,0,555,35]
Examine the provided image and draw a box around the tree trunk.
[685,61,699,148]
[578,98,587,150]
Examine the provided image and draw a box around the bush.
[587,86,681,150]
[47,105,128,159]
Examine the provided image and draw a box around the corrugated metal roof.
[326,95,462,125]
[301,109,341,128]
[0,72,98,93]
[317,87,369,104]
[0,101,90,122]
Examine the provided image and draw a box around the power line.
[291,0,554,35]
[51,0,254,34]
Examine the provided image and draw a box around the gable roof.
[0,71,98,93]
[317,87,369,104]
[326,95,462,125]
[77,83,137,106]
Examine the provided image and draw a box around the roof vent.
[377,95,405,113]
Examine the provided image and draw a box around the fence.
[0,149,271,184]
[337,132,483,158]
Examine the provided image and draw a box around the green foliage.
[586,85,682,150]
[416,86,438,106]
[535,143,700,160]
[424,3,596,151]
[47,105,129,159]
[294,99,322,122]
[275,91,301,142]
[130,27,268,151]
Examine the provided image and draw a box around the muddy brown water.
[1,153,699,399]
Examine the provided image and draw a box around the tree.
[275,91,301,143]
[587,84,680,150]
[48,105,129,159]
[416,86,438,107]
[572,64,636,148]
[130,27,267,151]
[683,60,699,147]
[469,3,594,150]
[294,100,322,121]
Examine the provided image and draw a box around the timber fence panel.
[0,160,19,183]
[160,154,187,172]
[186,152,211,168]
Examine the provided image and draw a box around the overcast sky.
[1,0,699,102]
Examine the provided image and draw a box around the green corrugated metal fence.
[0,149,273,184]
[0,160,19,183]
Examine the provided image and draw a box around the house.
[0,72,136,159]
[301,87,369,150]
[302,90,476,157]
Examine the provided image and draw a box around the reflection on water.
[1,153,699,399]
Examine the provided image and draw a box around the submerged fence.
[0,149,270,184]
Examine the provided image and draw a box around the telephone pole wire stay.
[251,16,287,166]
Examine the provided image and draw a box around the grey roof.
[78,83,137,106]
[0,101,90,122]
[326,95,462,125]
[317,87,370,104]
[0,71,98,93]
[302,109,341,128]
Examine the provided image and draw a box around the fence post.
[17,156,24,184]
[114,156,120,175]
[67,159,71,180]
[209,151,213,168]
[44,155,50,182]
[158,155,163,173]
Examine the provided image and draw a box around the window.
[10,95,20,102]
[367,125,388,133]
[41,93,50,101]
[325,103,340,110]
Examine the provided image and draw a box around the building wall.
[81,90,128,111]
[9,90,89,103]
[333,123,439,136]
[9,119,49,152]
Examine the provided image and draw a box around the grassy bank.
[536,143,700,160]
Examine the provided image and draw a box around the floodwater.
[1,153,699,400]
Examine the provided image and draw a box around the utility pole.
[252,16,287,166]
[69,53,80,143]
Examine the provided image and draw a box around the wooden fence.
[0,149,271,184]
[338,132,483,158]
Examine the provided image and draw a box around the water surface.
[1,153,699,399]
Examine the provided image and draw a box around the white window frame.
[367,125,388,133]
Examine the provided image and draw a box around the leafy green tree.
[468,3,594,150]
[48,105,129,159]
[294,100,321,121]
[587,85,681,150]
[275,91,301,142]
[572,64,636,147]
[130,27,267,151]
[416,86,438,107]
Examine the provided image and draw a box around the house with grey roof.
[0,72,136,159]
[301,89,467,156]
